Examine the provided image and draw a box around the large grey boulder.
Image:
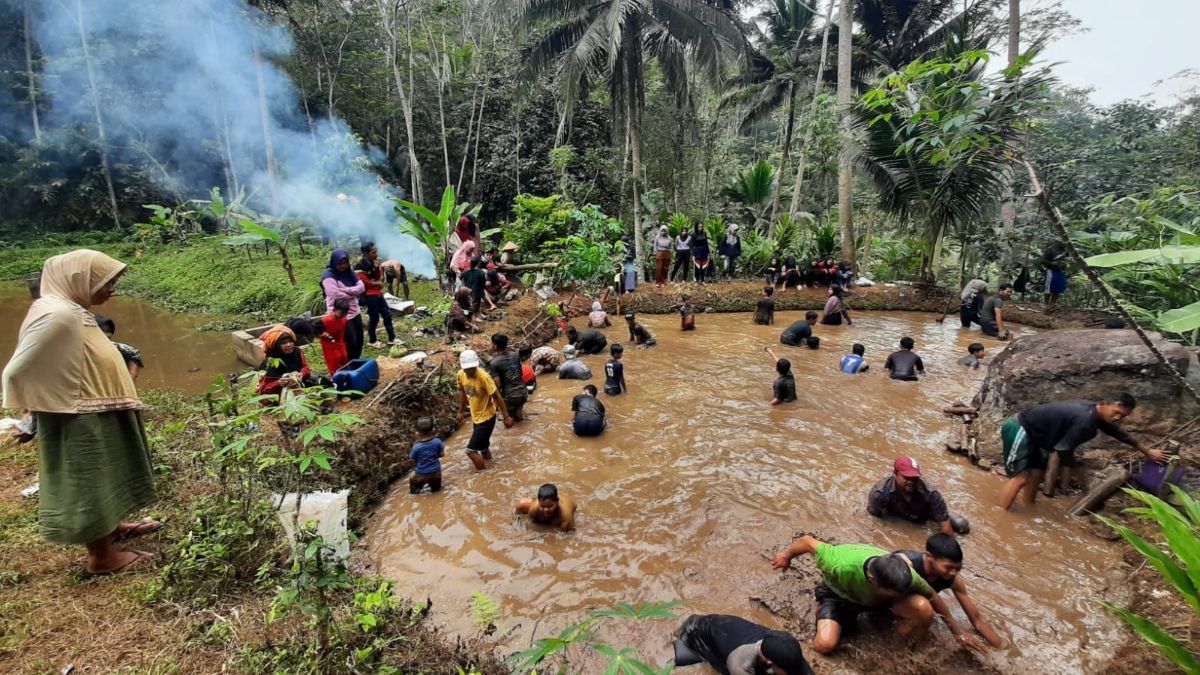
[973,329,1200,437]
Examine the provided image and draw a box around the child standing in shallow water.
[409,417,444,494]
[679,295,696,331]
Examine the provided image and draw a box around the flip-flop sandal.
[80,550,153,580]
[112,520,163,543]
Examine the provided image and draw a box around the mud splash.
[0,283,242,394]
[367,311,1128,673]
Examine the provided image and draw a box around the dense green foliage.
[1097,487,1200,673]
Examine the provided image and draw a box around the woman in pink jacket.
[320,249,366,359]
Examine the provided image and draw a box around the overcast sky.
[1039,0,1200,106]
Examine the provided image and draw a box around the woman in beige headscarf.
[3,250,159,576]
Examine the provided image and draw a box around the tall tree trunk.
[836,0,855,265]
[252,46,279,210]
[23,0,41,142]
[997,0,1020,261]
[377,0,423,205]
[624,21,646,281]
[788,0,836,221]
[74,0,119,229]
[768,81,797,236]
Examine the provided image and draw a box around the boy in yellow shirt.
[456,350,513,470]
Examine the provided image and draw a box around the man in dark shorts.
[779,311,818,346]
[999,392,1164,510]
[770,535,935,655]
[765,347,796,405]
[754,286,776,325]
[456,349,513,470]
[672,613,812,675]
[979,283,1014,340]
[625,313,656,347]
[567,326,608,355]
[571,385,606,437]
[896,534,1002,652]
[485,333,528,421]
[867,456,964,537]
[884,337,925,381]
[381,259,409,300]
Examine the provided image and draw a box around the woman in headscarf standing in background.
[320,249,366,359]
[718,223,742,280]
[959,279,988,329]
[653,225,673,285]
[449,239,478,289]
[3,250,160,577]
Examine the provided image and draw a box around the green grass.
[5,236,446,325]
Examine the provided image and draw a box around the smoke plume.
[29,0,432,274]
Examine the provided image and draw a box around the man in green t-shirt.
[771,535,934,655]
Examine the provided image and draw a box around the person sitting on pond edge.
[765,347,796,405]
[516,483,576,531]
[867,456,966,537]
[625,313,656,347]
[456,349,513,471]
[571,384,606,437]
[884,336,925,381]
[895,534,1003,653]
[672,613,813,675]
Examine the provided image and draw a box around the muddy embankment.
[329,293,561,528]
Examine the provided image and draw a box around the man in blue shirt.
[839,343,869,374]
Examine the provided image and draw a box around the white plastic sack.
[855,277,875,287]
[275,489,350,562]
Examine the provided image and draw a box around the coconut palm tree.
[854,0,989,73]
[847,42,1053,281]
[722,160,776,228]
[504,0,748,276]
[721,0,822,229]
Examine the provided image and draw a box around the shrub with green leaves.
[1096,486,1200,673]
[509,600,687,674]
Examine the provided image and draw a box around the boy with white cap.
[456,349,513,470]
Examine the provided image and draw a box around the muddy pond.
[368,310,1126,673]
[0,284,242,394]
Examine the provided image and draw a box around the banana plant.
[224,218,296,286]
[393,185,482,289]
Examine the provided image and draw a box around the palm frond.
[520,8,605,82]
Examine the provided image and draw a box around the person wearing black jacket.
[672,614,812,675]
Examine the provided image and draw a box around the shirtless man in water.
[516,484,576,531]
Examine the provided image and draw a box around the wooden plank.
[1066,468,1131,517]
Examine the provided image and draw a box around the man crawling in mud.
[516,483,576,531]
[770,535,937,655]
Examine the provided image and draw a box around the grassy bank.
[3,236,443,325]
[0,385,507,674]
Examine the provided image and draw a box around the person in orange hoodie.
[318,298,350,375]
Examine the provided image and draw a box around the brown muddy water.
[367,310,1126,673]
[0,283,243,394]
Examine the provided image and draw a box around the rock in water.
[973,329,1200,437]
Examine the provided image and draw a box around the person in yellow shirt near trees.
[456,350,513,470]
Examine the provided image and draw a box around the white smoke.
[30,0,433,275]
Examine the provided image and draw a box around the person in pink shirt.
[449,240,478,288]
[320,248,366,359]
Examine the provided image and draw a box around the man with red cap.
[867,457,967,537]
[672,613,812,675]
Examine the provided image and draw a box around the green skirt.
[35,410,157,545]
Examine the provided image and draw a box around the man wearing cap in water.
[867,457,968,537]
[672,613,812,675]
[456,349,513,471]
[516,484,576,531]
